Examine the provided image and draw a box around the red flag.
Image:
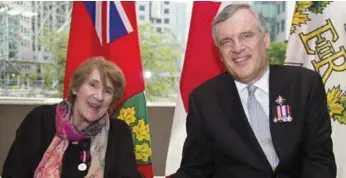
[180,2,224,110]
[64,2,153,177]
[165,1,226,176]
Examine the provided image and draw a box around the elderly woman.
[2,57,142,178]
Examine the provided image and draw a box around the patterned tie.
[247,85,279,169]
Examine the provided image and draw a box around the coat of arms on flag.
[285,1,346,177]
[286,1,346,125]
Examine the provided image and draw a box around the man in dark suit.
[172,4,336,178]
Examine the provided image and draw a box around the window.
[277,4,280,14]
[282,2,286,12]
[1,1,191,104]
[0,1,72,100]
[139,5,145,11]
[276,22,280,33]
[281,20,285,32]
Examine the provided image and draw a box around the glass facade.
[252,1,278,41]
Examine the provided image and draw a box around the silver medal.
[78,163,87,171]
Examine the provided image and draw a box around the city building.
[252,1,295,42]
[0,1,71,75]
[274,1,295,41]
[136,1,191,47]
[252,1,278,42]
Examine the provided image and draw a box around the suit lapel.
[269,66,293,168]
[216,73,272,171]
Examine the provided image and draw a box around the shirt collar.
[235,67,270,94]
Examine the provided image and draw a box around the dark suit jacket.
[2,104,142,178]
[173,65,336,178]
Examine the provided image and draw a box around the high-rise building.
[0,1,72,75]
[136,1,192,74]
[274,1,295,41]
[136,1,191,48]
[251,1,295,42]
[252,1,278,42]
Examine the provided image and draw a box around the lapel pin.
[275,95,286,105]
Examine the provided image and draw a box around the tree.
[138,23,181,102]
[268,40,287,65]
[40,29,69,98]
[40,23,181,101]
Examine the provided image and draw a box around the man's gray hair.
[212,4,268,46]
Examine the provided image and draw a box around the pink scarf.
[34,101,109,178]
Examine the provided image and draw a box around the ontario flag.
[165,1,248,176]
[285,1,346,177]
[63,1,153,177]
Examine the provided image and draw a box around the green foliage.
[26,72,38,81]
[18,73,26,82]
[41,63,57,88]
[309,1,330,14]
[40,29,69,98]
[268,41,287,65]
[30,23,181,101]
[138,23,181,102]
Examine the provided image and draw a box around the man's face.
[215,8,270,84]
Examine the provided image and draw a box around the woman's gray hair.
[212,4,268,46]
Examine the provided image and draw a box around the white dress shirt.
[235,68,270,119]
[234,67,279,169]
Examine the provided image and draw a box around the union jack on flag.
[83,1,133,45]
